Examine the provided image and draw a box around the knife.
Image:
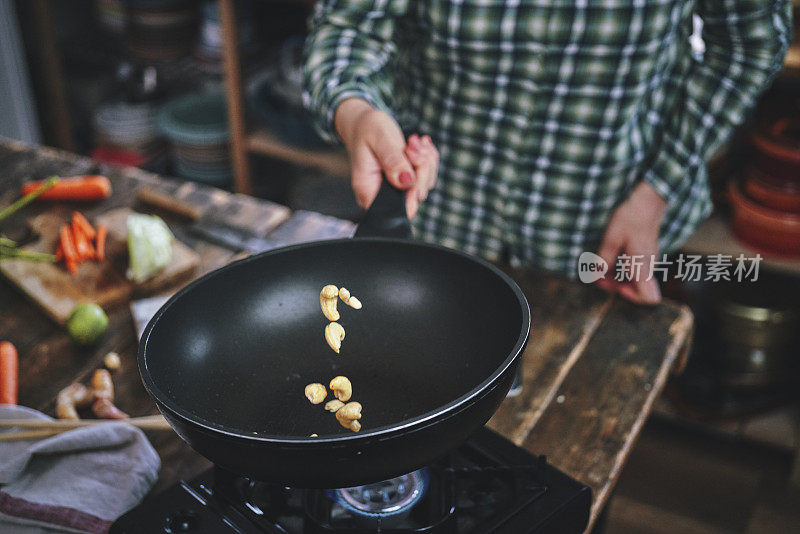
[137,187,276,254]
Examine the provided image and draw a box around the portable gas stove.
[111,428,590,533]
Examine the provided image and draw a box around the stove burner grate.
[330,469,430,518]
[110,428,592,533]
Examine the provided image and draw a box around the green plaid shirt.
[304,0,792,275]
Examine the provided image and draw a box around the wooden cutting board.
[0,207,199,325]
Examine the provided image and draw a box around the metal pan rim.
[138,237,531,444]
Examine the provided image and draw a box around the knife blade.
[189,221,276,254]
[137,187,276,254]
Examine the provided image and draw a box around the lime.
[66,303,109,346]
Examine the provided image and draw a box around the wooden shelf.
[245,129,349,176]
[681,213,800,278]
[219,0,350,191]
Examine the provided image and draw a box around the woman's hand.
[404,133,439,204]
[335,98,438,218]
[596,181,667,305]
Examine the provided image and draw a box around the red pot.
[749,117,800,180]
[728,180,800,258]
[743,167,800,213]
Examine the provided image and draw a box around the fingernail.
[407,195,419,218]
[399,171,413,186]
[422,136,432,146]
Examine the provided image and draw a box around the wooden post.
[219,0,252,194]
[30,0,74,151]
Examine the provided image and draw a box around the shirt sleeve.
[642,0,792,216]
[303,0,410,144]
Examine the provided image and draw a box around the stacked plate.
[123,0,200,63]
[158,91,232,186]
[92,101,167,171]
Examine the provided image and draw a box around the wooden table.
[0,138,693,531]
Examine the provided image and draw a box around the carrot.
[72,224,91,261]
[59,225,78,267]
[0,341,18,405]
[55,242,64,262]
[95,225,107,262]
[0,177,58,223]
[71,212,96,240]
[84,239,96,261]
[21,175,111,202]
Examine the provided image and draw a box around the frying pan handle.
[354,177,413,239]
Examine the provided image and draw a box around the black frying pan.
[139,182,530,488]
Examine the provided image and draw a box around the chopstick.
[0,415,172,434]
[0,429,63,442]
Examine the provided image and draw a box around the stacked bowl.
[247,37,327,149]
[122,0,200,63]
[729,114,800,258]
[195,0,257,74]
[95,0,126,35]
[92,101,167,172]
[158,91,232,187]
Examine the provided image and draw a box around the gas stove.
[111,428,590,533]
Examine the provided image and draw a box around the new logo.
[577,252,608,283]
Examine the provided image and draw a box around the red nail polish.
[399,172,413,186]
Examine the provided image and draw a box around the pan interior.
[142,240,526,439]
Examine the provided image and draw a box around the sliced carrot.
[60,225,78,267]
[21,175,111,202]
[95,225,107,262]
[0,341,18,405]
[73,225,91,261]
[71,212,96,240]
[66,260,78,275]
[55,242,64,262]
[84,239,96,260]
[71,221,85,241]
